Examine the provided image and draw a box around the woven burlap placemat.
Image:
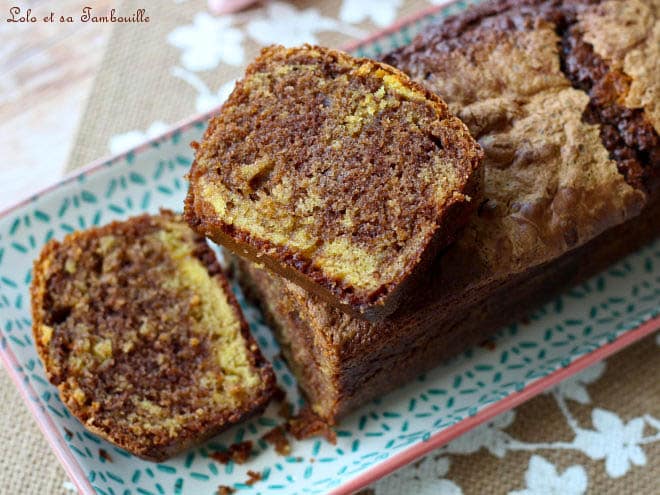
[67,0,431,170]
[440,336,660,495]
[3,0,658,493]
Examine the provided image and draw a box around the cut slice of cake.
[184,44,483,322]
[30,210,275,461]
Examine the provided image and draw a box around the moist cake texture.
[31,211,275,460]
[236,0,659,422]
[185,44,483,321]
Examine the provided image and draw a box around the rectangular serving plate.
[1,2,659,494]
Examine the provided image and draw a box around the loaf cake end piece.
[185,44,483,321]
[31,211,275,460]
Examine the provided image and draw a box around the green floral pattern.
[1,2,658,493]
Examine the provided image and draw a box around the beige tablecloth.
[3,1,659,493]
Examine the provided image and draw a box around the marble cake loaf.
[234,0,659,423]
[185,45,483,322]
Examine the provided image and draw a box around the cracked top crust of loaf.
[30,211,275,460]
[384,0,657,281]
[577,0,659,131]
[185,44,483,322]
[251,0,657,347]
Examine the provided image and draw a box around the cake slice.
[30,211,275,461]
[185,44,483,322]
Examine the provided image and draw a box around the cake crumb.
[277,401,293,420]
[262,425,291,456]
[287,406,336,444]
[210,440,253,464]
[271,385,293,419]
[99,448,112,462]
[478,339,496,351]
[216,486,236,495]
[245,470,262,486]
[272,385,287,403]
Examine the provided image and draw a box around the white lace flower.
[510,455,587,495]
[195,79,237,113]
[171,66,236,113]
[550,361,606,404]
[245,1,366,46]
[573,408,646,477]
[444,410,515,458]
[646,414,660,432]
[373,455,462,494]
[168,13,244,71]
[108,121,170,154]
[339,0,403,27]
[62,481,77,493]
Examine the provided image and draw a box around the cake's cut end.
[185,44,483,321]
[31,211,275,460]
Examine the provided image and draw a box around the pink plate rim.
[329,316,660,494]
[1,1,658,493]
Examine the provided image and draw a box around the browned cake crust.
[31,211,275,460]
[234,0,659,423]
[383,0,659,194]
[185,44,483,322]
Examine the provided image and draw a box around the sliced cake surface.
[185,44,483,321]
[30,211,275,460]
